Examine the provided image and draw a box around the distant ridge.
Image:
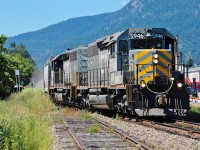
[6,0,200,68]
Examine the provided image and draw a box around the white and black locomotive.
[44,28,190,117]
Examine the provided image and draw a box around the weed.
[54,116,63,124]
[0,88,55,150]
[135,144,141,149]
[107,128,114,134]
[180,121,187,128]
[62,107,79,118]
[85,125,101,133]
[115,113,120,120]
[79,111,93,121]
[185,105,200,122]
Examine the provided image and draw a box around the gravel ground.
[51,109,200,150]
[90,113,200,150]
[51,123,79,150]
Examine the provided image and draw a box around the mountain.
[6,0,200,68]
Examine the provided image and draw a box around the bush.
[185,104,200,122]
[0,88,55,150]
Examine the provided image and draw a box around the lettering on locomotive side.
[129,33,164,39]
[152,33,164,39]
[129,33,145,39]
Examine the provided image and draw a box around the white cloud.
[121,0,129,6]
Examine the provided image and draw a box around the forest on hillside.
[6,0,200,68]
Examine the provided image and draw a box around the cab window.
[147,40,162,49]
[118,40,128,54]
[131,40,145,49]
[131,39,162,49]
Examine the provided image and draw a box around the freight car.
[44,28,190,117]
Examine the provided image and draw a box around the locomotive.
[44,28,190,117]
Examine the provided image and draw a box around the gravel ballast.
[91,113,200,150]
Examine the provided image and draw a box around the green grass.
[79,111,93,121]
[107,128,114,134]
[115,113,120,120]
[185,104,200,122]
[180,121,187,128]
[85,125,101,133]
[0,88,56,150]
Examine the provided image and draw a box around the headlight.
[153,59,158,64]
[141,83,146,88]
[153,53,158,59]
[140,80,146,88]
[177,82,183,88]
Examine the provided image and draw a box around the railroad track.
[139,119,200,139]
[118,115,200,140]
[58,109,153,150]
[175,119,200,128]
[52,118,80,149]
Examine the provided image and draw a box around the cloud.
[121,0,129,6]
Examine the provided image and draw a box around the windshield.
[131,39,162,49]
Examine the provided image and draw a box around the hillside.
[6,0,200,68]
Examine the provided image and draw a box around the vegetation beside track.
[0,88,56,150]
[185,104,200,122]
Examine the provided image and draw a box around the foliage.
[0,35,11,99]
[79,111,93,121]
[185,104,200,122]
[85,125,101,133]
[186,57,193,68]
[115,113,120,120]
[0,88,55,150]
[0,36,35,99]
[7,42,36,67]
[5,54,34,86]
[62,107,79,118]
[107,128,114,134]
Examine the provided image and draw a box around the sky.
[0,0,130,37]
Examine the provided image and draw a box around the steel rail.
[175,119,200,126]
[143,119,200,138]
[95,118,153,150]
[61,115,88,150]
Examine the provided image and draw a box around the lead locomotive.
[44,28,190,117]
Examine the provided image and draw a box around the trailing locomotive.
[44,28,190,117]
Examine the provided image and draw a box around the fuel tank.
[88,95,113,110]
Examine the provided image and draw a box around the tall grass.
[0,88,56,150]
[186,104,200,122]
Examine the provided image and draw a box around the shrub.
[185,104,200,122]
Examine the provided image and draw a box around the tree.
[186,57,193,68]
[5,54,34,86]
[10,42,16,49]
[0,35,11,99]
[0,36,35,99]
[7,43,36,68]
